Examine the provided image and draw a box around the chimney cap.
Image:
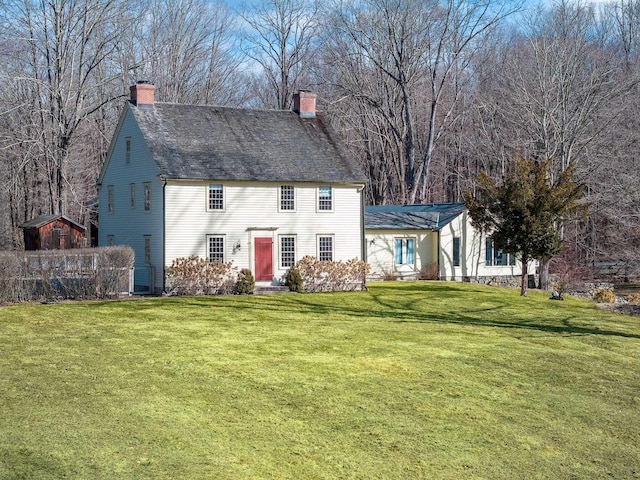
[137,80,153,85]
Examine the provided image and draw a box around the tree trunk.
[520,256,529,296]
[538,257,550,290]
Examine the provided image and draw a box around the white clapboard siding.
[164,181,363,282]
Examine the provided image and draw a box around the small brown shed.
[20,214,87,250]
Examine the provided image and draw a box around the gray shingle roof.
[130,102,366,183]
[365,203,466,230]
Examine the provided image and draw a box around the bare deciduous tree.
[240,0,320,109]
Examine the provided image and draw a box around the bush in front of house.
[285,265,303,292]
[166,256,236,296]
[0,247,134,304]
[233,268,255,295]
[418,263,439,280]
[594,288,617,304]
[627,293,640,305]
[292,256,369,293]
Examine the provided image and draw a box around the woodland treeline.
[0,0,639,276]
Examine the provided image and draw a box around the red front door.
[255,237,273,281]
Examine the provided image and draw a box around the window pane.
[144,236,151,264]
[130,184,135,208]
[453,237,460,267]
[208,184,223,210]
[208,236,224,262]
[319,236,333,261]
[108,186,114,213]
[125,137,131,164]
[509,254,516,266]
[280,185,295,210]
[485,238,493,266]
[394,239,403,265]
[143,183,151,211]
[406,238,415,264]
[318,186,332,210]
[281,236,295,267]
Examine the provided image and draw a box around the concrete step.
[253,285,291,295]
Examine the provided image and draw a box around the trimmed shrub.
[293,256,369,293]
[627,293,640,305]
[285,266,303,292]
[166,256,236,296]
[594,288,616,304]
[233,268,255,295]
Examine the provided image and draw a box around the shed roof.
[130,103,366,184]
[365,203,466,230]
[19,214,86,231]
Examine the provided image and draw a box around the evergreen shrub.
[233,268,255,295]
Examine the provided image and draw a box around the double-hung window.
[144,235,151,264]
[318,186,332,211]
[280,235,296,268]
[208,184,224,210]
[485,238,516,266]
[143,182,151,211]
[280,185,295,211]
[318,235,333,261]
[394,238,415,265]
[130,183,135,209]
[125,137,131,164]
[208,235,225,262]
[107,186,114,213]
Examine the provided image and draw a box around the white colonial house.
[365,203,530,282]
[97,82,366,293]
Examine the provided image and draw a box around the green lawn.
[1,282,639,479]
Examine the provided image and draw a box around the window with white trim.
[485,238,516,266]
[208,184,224,210]
[318,235,333,261]
[318,186,332,211]
[280,235,296,268]
[143,182,151,211]
[208,235,225,262]
[279,185,295,211]
[394,238,415,265]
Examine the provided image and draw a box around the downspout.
[436,213,441,280]
[359,184,366,288]
[436,230,441,280]
[161,177,166,293]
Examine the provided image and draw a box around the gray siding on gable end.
[98,106,164,292]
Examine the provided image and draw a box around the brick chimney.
[129,81,155,109]
[292,90,316,118]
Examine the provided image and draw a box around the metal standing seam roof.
[130,102,366,184]
[364,203,466,230]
